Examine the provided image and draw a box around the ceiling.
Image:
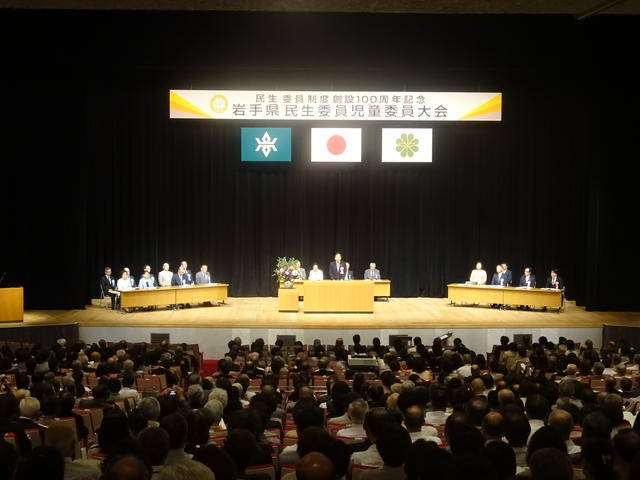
[1,0,639,17]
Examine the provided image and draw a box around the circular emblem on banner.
[210,94,228,114]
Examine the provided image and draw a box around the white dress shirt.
[117,278,133,290]
[408,430,442,444]
[350,444,383,468]
[308,269,323,280]
[336,424,367,440]
[424,410,450,426]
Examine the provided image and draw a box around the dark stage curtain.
[0,11,637,311]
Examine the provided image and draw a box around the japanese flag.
[381,128,432,163]
[311,128,361,162]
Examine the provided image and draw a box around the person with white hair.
[203,399,226,429]
[16,397,43,432]
[336,398,369,440]
[137,396,161,428]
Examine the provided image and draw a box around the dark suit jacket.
[519,274,537,287]
[491,272,507,286]
[363,268,381,280]
[184,269,194,284]
[171,273,189,286]
[329,261,346,280]
[546,276,564,289]
[100,275,117,294]
[502,269,513,286]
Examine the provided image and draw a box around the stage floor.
[11,297,639,330]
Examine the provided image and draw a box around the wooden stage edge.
[4,297,638,331]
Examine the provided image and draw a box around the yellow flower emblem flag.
[382,128,432,163]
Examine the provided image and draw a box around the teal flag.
[241,128,292,162]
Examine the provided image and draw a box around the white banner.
[170,90,501,121]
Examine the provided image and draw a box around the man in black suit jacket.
[519,267,537,288]
[501,263,513,286]
[100,267,119,309]
[179,260,194,285]
[546,269,564,289]
[171,266,189,286]
[329,253,347,280]
[490,265,506,286]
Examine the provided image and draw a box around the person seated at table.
[123,267,136,288]
[117,270,134,291]
[195,265,212,284]
[142,265,156,284]
[490,264,506,286]
[364,262,381,280]
[545,269,564,289]
[294,260,306,280]
[180,260,194,285]
[519,267,536,288]
[344,262,354,280]
[308,263,323,280]
[138,271,156,289]
[172,266,190,286]
[158,262,173,287]
[100,267,120,310]
[469,262,487,285]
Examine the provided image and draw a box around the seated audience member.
[14,446,65,480]
[78,384,110,409]
[403,404,441,444]
[137,396,161,428]
[336,398,369,441]
[360,423,411,480]
[280,400,325,465]
[581,439,616,480]
[504,413,531,470]
[157,459,214,480]
[138,426,170,478]
[405,439,456,479]
[350,408,397,469]
[548,408,581,458]
[528,447,573,480]
[295,452,335,480]
[101,454,150,480]
[45,421,101,480]
[192,444,237,480]
[92,407,130,456]
[483,441,517,480]
[481,411,505,444]
[160,413,192,465]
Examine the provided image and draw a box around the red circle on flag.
[327,135,347,155]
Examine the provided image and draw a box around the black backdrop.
[1,10,637,311]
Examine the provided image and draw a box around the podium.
[0,287,24,323]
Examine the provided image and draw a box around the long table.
[281,280,391,298]
[447,284,563,309]
[119,284,228,309]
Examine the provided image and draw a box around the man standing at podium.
[364,262,381,280]
[329,253,346,280]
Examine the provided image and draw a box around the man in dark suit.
[490,264,506,286]
[501,262,513,286]
[171,266,189,286]
[100,267,119,310]
[546,269,564,289]
[179,260,194,285]
[329,253,347,280]
[519,267,536,288]
[78,384,110,409]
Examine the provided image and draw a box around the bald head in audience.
[481,411,505,442]
[498,388,515,406]
[548,409,574,440]
[404,405,426,432]
[470,377,485,396]
[296,452,336,480]
[102,455,149,480]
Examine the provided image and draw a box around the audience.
[1,334,639,480]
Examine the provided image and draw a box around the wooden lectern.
[0,287,24,322]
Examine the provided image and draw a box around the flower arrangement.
[273,257,301,285]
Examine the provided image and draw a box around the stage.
[1,297,636,359]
